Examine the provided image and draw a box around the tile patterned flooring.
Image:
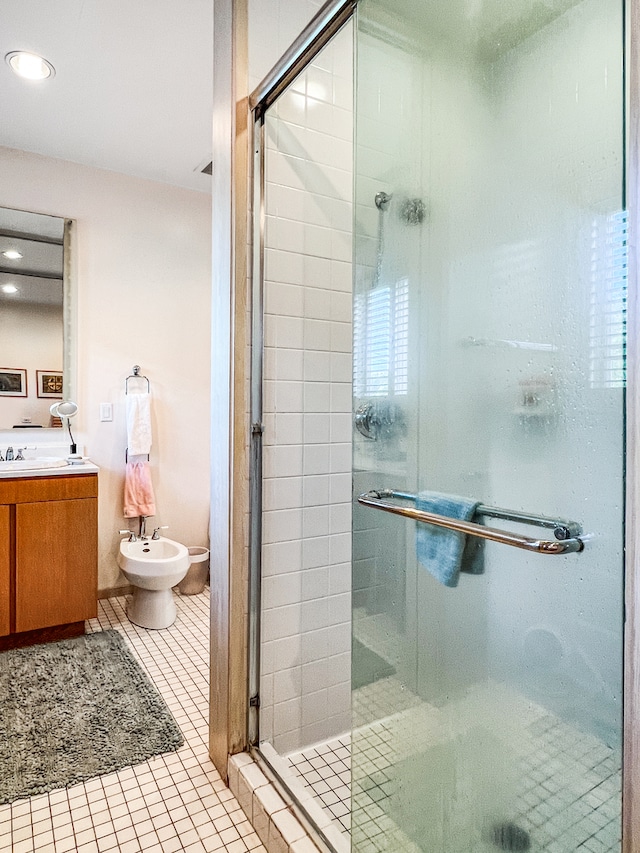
[0,591,266,853]
[350,689,621,852]
[287,672,622,853]
[286,736,351,836]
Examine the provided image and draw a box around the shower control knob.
[354,401,405,440]
[355,402,378,440]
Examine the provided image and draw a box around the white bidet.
[118,536,190,629]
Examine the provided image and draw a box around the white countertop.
[0,460,99,479]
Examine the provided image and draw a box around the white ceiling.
[0,0,213,194]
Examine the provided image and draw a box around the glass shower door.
[352,0,625,851]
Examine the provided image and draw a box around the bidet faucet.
[152,526,168,540]
[119,529,138,542]
[139,516,148,539]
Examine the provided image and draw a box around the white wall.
[0,146,211,591]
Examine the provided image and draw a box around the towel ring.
[125,448,150,463]
[125,366,151,462]
[125,365,150,394]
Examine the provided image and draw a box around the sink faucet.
[5,447,13,461]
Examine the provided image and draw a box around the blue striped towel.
[415,491,483,587]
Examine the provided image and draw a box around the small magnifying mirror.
[49,401,79,456]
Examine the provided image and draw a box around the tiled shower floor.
[287,674,621,852]
[0,591,265,853]
[286,735,351,835]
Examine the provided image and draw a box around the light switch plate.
[100,403,113,422]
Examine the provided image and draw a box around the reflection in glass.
[0,207,67,429]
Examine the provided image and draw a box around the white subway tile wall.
[260,24,354,756]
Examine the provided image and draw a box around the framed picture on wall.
[36,370,63,399]
[0,368,27,397]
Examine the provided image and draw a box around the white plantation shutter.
[354,278,409,397]
[589,210,627,389]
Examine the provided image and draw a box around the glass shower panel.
[352,0,624,851]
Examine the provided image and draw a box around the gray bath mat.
[0,630,183,803]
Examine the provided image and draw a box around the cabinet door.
[0,506,10,636]
[15,498,98,632]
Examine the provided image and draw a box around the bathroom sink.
[0,457,68,472]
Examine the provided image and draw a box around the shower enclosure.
[249,0,626,849]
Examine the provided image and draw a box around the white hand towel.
[126,392,152,456]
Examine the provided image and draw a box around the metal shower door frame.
[624,2,640,848]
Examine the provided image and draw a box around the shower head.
[400,198,426,225]
[374,191,426,224]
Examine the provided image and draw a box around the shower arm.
[357,490,584,555]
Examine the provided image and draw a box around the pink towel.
[123,461,156,517]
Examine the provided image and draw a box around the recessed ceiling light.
[2,249,23,260]
[5,51,55,81]
[2,284,18,294]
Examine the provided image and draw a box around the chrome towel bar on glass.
[357,489,584,555]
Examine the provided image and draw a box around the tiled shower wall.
[351,35,424,625]
[259,25,354,756]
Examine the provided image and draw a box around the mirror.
[0,206,71,429]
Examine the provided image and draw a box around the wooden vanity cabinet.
[0,473,98,645]
[0,506,10,636]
